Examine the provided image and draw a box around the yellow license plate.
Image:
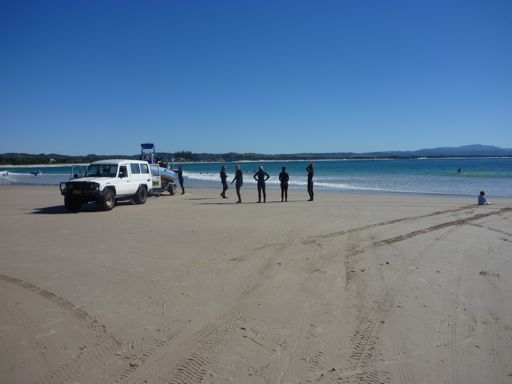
[72,189,82,195]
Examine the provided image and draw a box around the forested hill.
[1,145,511,165]
[0,153,137,165]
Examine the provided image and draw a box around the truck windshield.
[85,164,118,178]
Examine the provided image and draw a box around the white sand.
[0,186,511,383]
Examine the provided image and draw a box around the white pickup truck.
[59,159,153,212]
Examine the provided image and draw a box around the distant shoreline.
[1,163,90,168]
[1,156,512,168]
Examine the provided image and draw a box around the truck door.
[127,163,142,194]
[116,164,132,195]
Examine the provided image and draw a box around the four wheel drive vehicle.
[60,160,153,212]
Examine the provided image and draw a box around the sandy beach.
[0,185,511,384]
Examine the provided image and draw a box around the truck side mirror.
[119,168,128,178]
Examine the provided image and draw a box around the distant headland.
[1,145,511,165]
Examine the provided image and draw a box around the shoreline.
[2,183,512,201]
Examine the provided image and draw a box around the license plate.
[72,189,82,195]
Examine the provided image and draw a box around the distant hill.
[411,144,512,157]
[189,145,512,161]
[354,144,512,159]
[1,145,511,165]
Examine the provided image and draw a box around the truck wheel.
[64,196,81,212]
[100,189,115,211]
[134,186,147,204]
[168,184,175,196]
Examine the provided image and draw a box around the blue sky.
[1,0,511,155]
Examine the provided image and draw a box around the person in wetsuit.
[306,163,314,201]
[220,166,228,198]
[253,166,270,203]
[279,166,289,202]
[172,165,185,195]
[231,165,243,203]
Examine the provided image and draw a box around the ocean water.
[1,158,511,197]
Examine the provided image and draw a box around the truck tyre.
[100,189,115,211]
[134,186,147,204]
[64,196,81,212]
[168,184,175,196]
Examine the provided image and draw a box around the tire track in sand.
[302,205,477,275]
[374,207,512,246]
[317,205,475,240]
[298,205,510,383]
[339,226,457,384]
[322,205,482,383]
[0,273,124,384]
[340,206,511,383]
[115,229,295,384]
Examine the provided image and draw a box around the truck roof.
[90,159,148,165]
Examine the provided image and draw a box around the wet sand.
[1,185,511,383]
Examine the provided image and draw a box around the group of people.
[169,163,491,206]
[162,163,490,205]
[167,162,314,203]
[220,163,315,204]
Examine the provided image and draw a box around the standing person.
[253,166,270,203]
[172,165,185,195]
[279,166,289,202]
[306,163,314,201]
[220,165,228,198]
[231,165,243,203]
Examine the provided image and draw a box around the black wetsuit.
[279,171,289,202]
[220,169,228,198]
[174,169,185,194]
[306,165,314,201]
[231,170,243,203]
[253,169,270,203]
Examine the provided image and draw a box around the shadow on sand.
[196,200,304,205]
[31,201,134,214]
[31,205,72,214]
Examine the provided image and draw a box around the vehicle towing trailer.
[149,164,177,195]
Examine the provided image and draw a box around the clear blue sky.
[1,0,511,155]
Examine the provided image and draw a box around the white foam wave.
[183,171,406,192]
[1,171,27,177]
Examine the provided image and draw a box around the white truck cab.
[60,159,152,211]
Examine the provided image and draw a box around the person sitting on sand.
[478,191,490,205]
